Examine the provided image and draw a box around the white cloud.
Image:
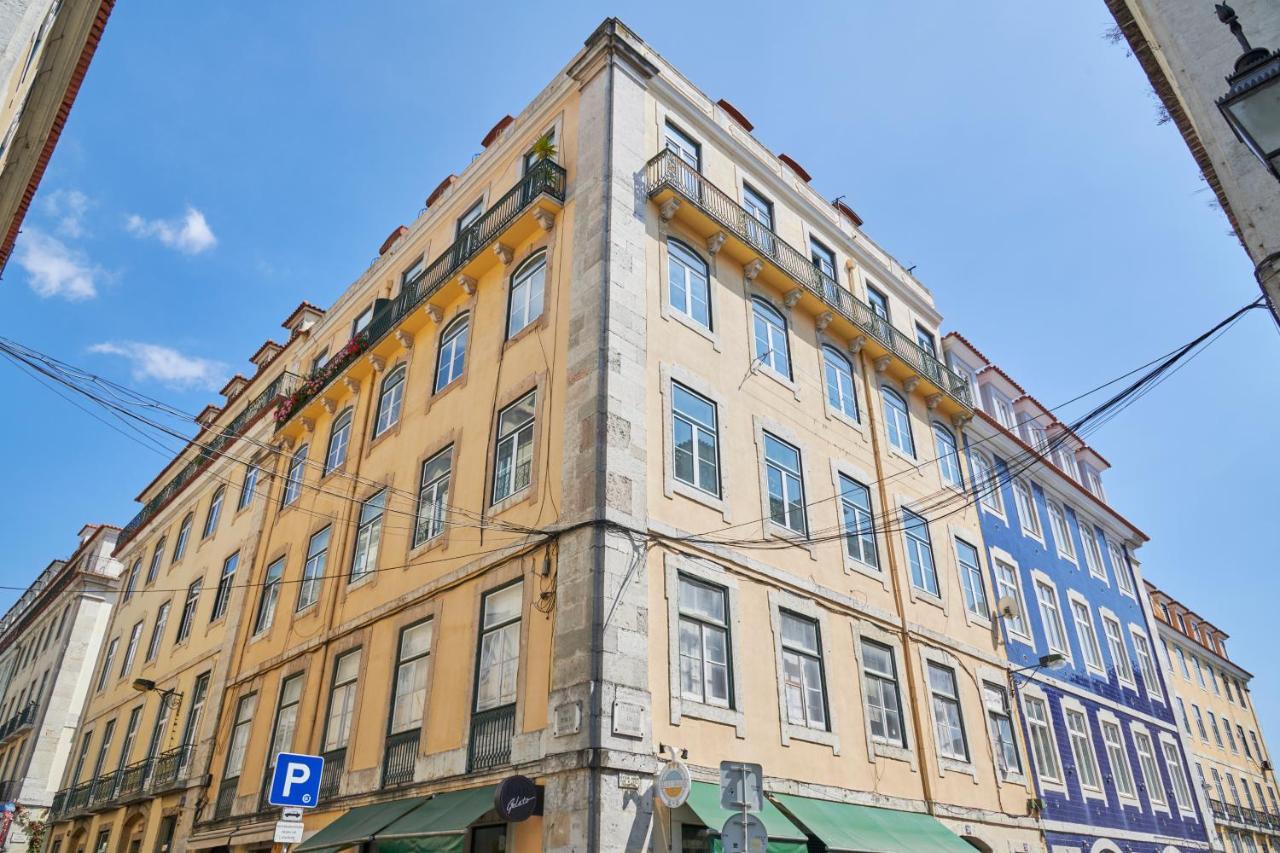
[41,189,92,237]
[14,228,98,301]
[125,206,217,254]
[89,341,227,390]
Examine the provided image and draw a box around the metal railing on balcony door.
[213,776,238,819]
[467,704,516,772]
[644,149,972,407]
[318,748,345,801]
[381,730,419,787]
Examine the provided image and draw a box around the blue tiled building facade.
[945,334,1212,853]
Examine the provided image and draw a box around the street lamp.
[1215,3,1280,179]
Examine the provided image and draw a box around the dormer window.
[982,386,1016,430]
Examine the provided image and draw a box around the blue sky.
[2,3,1277,733]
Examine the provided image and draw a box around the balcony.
[0,701,37,743]
[644,150,972,415]
[318,748,345,801]
[1210,798,1280,833]
[467,704,515,772]
[213,776,238,820]
[118,374,295,547]
[381,730,419,787]
[49,745,191,822]
[0,779,21,802]
[275,158,567,431]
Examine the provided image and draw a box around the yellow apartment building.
[50,18,1049,853]
[44,363,292,852]
[1148,583,1280,853]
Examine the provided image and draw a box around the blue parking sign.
[268,753,324,808]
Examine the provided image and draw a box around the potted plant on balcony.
[531,132,557,163]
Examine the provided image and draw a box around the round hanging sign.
[494,774,542,822]
[655,759,692,808]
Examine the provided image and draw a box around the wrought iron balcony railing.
[213,775,238,820]
[0,779,21,802]
[644,149,972,409]
[0,701,37,742]
[467,704,516,772]
[274,158,567,428]
[318,748,345,801]
[1210,798,1280,832]
[119,374,295,547]
[381,730,418,787]
[49,745,192,822]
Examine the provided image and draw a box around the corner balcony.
[643,150,972,416]
[274,158,567,432]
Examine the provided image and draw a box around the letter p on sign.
[268,752,325,808]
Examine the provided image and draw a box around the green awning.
[374,785,498,853]
[295,796,432,852]
[683,782,807,853]
[771,794,975,853]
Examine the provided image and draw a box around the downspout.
[860,354,936,811]
[587,47,617,853]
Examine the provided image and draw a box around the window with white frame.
[672,383,720,497]
[664,121,700,170]
[1160,741,1190,810]
[323,650,360,752]
[145,601,169,663]
[953,538,989,619]
[901,509,939,596]
[296,526,329,611]
[970,452,1002,514]
[881,386,915,456]
[667,239,711,329]
[224,693,257,779]
[1131,628,1158,693]
[983,387,1016,430]
[839,475,878,569]
[993,558,1028,639]
[1176,697,1192,734]
[282,444,307,507]
[455,198,483,236]
[172,513,192,563]
[145,538,165,586]
[1064,707,1103,792]
[677,576,731,709]
[1047,501,1074,560]
[1079,519,1107,580]
[1174,645,1191,679]
[349,491,386,582]
[779,611,827,730]
[254,557,284,635]
[493,391,536,503]
[1108,539,1134,595]
[1070,598,1104,671]
[1133,729,1167,806]
[389,620,433,734]
[175,579,201,644]
[1191,704,1207,740]
[1225,721,1239,754]
[751,298,791,379]
[324,409,352,475]
[238,464,258,511]
[1036,581,1069,656]
[1100,719,1137,798]
[763,433,806,534]
[120,621,143,677]
[508,253,547,339]
[861,639,904,746]
[202,486,224,539]
[351,305,373,339]
[374,366,406,437]
[1194,656,1207,688]
[210,551,238,622]
[928,662,968,761]
[1012,479,1041,538]
[1102,614,1134,684]
[475,583,522,712]
[823,346,859,421]
[867,286,890,321]
[434,315,468,392]
[984,682,1020,775]
[810,237,836,281]
[915,324,938,358]
[414,448,452,546]
[933,423,963,488]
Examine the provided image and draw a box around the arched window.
[171,513,193,563]
[435,314,469,392]
[325,409,353,474]
[374,366,406,437]
[822,346,858,420]
[507,252,546,339]
[881,387,914,456]
[667,239,710,329]
[932,422,963,487]
[751,298,791,378]
[202,487,225,539]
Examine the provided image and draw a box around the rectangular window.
[1108,540,1134,595]
[390,621,433,733]
[1174,644,1190,678]
[237,464,258,511]
[1132,628,1158,691]
[1101,720,1136,797]
[839,475,878,568]
[350,491,386,581]
[763,434,806,534]
[145,538,165,586]
[282,445,307,507]
[677,576,731,708]
[1071,600,1104,671]
[780,611,827,730]
[351,305,373,338]
[867,286,890,321]
[264,675,303,785]
[1102,615,1134,684]
[175,579,201,644]
[120,621,143,676]
[742,182,774,232]
[1036,582,1068,655]
[809,237,836,280]
[861,639,904,746]
[1193,704,1208,740]
[1133,729,1166,806]
[971,453,1002,515]
[983,682,1020,774]
[117,705,142,770]
[475,583,522,712]
[915,324,937,357]
[1079,520,1106,580]
[664,121,700,170]
[493,392,536,503]
[180,672,211,749]
[413,448,452,546]
[1065,708,1102,791]
[96,638,118,691]
[928,663,968,761]
[901,509,939,596]
[455,198,484,237]
[1162,740,1193,809]
[953,538,989,618]
[1024,698,1060,782]
[667,239,711,329]
[145,601,169,662]
[672,384,720,497]
[210,551,238,622]
[1225,722,1238,753]
[254,557,285,634]
[993,559,1027,638]
[202,488,224,539]
[1048,502,1075,560]
[224,694,257,778]
[324,651,360,751]
[71,730,92,783]
[297,527,330,611]
[1013,480,1041,538]
[1176,697,1191,734]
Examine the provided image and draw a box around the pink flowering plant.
[274,333,369,424]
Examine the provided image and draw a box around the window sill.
[490,485,535,517]
[671,697,745,738]
[1019,528,1045,547]
[503,312,548,351]
[407,531,449,560]
[367,419,404,454]
[426,374,467,411]
[662,305,720,351]
[749,363,801,401]
[823,405,865,436]
[783,722,839,753]
[668,478,729,521]
[911,589,946,611]
[843,556,886,586]
[937,756,976,778]
[294,601,319,620]
[319,465,348,488]
[764,521,815,557]
[347,571,377,592]
[870,739,913,764]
